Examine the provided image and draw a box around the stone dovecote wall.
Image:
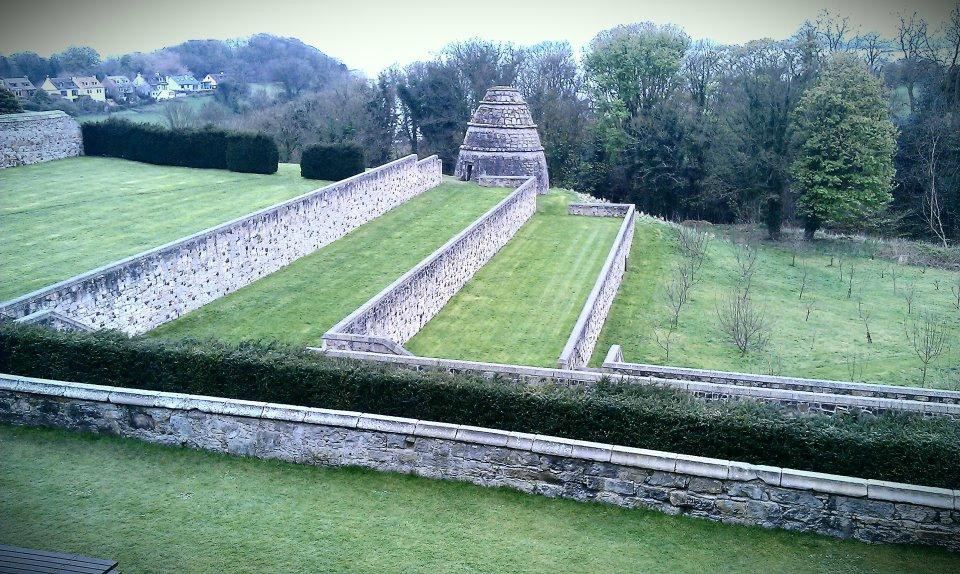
[2,373,957,551]
[323,177,538,353]
[0,155,442,334]
[557,204,637,370]
[0,111,83,169]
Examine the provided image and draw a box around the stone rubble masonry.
[0,155,442,334]
[0,111,83,169]
[312,347,960,419]
[557,204,637,370]
[1,372,957,551]
[322,177,539,353]
[454,87,549,194]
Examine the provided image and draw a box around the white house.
[72,76,106,102]
[201,72,226,90]
[41,77,80,101]
[166,74,201,93]
[104,75,134,95]
[0,77,37,100]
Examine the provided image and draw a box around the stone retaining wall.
[1,372,956,551]
[322,177,538,353]
[0,155,442,334]
[0,111,83,169]
[557,204,636,369]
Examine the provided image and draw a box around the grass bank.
[151,181,510,345]
[407,192,621,366]
[3,425,957,574]
[0,157,322,300]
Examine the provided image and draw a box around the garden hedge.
[81,118,278,174]
[301,143,364,180]
[1,325,957,489]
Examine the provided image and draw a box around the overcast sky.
[1,0,954,76]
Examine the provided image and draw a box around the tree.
[51,46,101,74]
[791,54,897,238]
[162,100,197,130]
[0,86,23,114]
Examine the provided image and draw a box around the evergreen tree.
[0,86,23,114]
[791,54,897,239]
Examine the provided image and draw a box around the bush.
[0,86,23,114]
[301,143,364,180]
[2,325,958,489]
[226,132,279,174]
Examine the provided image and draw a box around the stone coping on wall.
[310,347,960,418]
[0,154,437,310]
[2,371,956,513]
[0,110,72,123]
[603,345,960,404]
[557,204,637,370]
[322,177,538,352]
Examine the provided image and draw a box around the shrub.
[226,132,279,174]
[301,143,364,180]
[1,325,958,489]
[0,86,23,114]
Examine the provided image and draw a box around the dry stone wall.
[0,111,83,169]
[557,204,636,369]
[2,373,957,551]
[0,155,442,334]
[323,177,538,352]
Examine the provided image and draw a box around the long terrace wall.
[322,177,538,353]
[0,111,83,169]
[2,373,957,551]
[557,204,636,369]
[0,155,442,334]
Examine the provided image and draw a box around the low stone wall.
[602,345,960,405]
[312,348,960,418]
[557,204,636,369]
[0,111,83,169]
[323,177,538,353]
[0,155,442,334]
[2,372,957,550]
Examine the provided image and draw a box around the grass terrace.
[593,218,960,388]
[406,192,622,366]
[151,181,511,345]
[2,425,957,574]
[76,95,216,125]
[0,157,323,301]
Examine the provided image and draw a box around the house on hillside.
[104,75,134,95]
[41,77,80,101]
[166,74,201,93]
[201,72,226,90]
[133,73,176,100]
[0,77,37,100]
[72,76,106,102]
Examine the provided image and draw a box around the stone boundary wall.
[557,204,636,370]
[602,345,960,405]
[322,177,539,353]
[1,372,956,550]
[311,348,960,418]
[0,155,442,334]
[0,111,83,169]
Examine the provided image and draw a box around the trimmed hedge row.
[81,118,278,174]
[1,325,958,489]
[301,143,364,180]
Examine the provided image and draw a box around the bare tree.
[913,116,951,247]
[844,352,866,382]
[952,274,960,310]
[733,241,759,294]
[847,264,855,299]
[676,226,711,283]
[798,262,809,300]
[162,99,197,130]
[862,309,874,344]
[853,32,894,75]
[716,286,770,356]
[903,282,917,314]
[805,299,816,322]
[897,11,929,115]
[905,311,951,385]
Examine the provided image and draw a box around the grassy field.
[76,95,215,125]
[0,157,324,301]
[593,218,960,388]
[406,193,621,366]
[151,181,510,345]
[3,425,956,574]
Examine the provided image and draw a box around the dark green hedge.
[1,325,957,489]
[82,119,277,174]
[301,143,364,180]
[226,133,279,174]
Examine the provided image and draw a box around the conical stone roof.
[454,86,549,193]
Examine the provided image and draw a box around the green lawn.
[150,181,510,345]
[76,95,216,125]
[593,218,960,388]
[2,425,956,574]
[406,193,622,366]
[0,157,325,301]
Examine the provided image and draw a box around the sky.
[1,0,955,76]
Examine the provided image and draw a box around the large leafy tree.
[791,54,897,238]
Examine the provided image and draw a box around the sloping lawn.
[2,425,956,574]
[0,157,324,300]
[406,193,621,366]
[593,218,960,388]
[150,182,510,346]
